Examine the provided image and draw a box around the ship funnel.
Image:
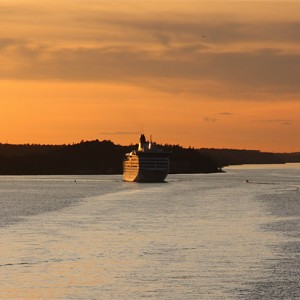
[138,134,147,151]
[140,134,146,144]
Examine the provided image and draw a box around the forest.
[0,140,298,175]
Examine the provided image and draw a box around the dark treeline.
[277,152,300,163]
[0,141,299,175]
[198,148,285,167]
[0,143,61,157]
[199,148,300,167]
[0,140,220,175]
[164,145,221,174]
[0,141,125,175]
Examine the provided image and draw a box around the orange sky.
[1,1,300,152]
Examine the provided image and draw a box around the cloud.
[0,3,48,20]
[3,42,299,99]
[218,112,234,116]
[254,119,293,126]
[1,3,300,101]
[81,12,300,45]
[0,38,15,49]
[0,38,26,50]
[203,117,217,123]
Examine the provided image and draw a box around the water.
[0,165,299,299]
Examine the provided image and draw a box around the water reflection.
[0,168,299,299]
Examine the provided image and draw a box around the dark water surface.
[0,165,299,299]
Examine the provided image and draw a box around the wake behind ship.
[123,134,170,182]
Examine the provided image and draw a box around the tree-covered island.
[0,140,298,175]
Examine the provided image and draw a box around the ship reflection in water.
[123,134,171,182]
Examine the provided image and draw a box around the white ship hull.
[123,166,169,182]
[123,135,170,183]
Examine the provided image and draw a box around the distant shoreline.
[0,140,299,175]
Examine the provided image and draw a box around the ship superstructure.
[123,134,170,182]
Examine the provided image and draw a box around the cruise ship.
[123,134,171,182]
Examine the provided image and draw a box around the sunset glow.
[1,1,300,152]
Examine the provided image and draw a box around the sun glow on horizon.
[0,1,300,152]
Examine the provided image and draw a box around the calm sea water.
[0,165,299,299]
